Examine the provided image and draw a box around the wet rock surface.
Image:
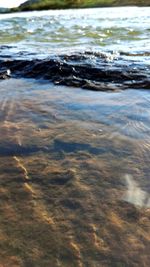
[0,69,11,79]
[0,52,149,91]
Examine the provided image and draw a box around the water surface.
[0,7,150,61]
[0,78,150,266]
[0,7,150,267]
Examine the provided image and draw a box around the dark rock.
[0,69,11,79]
[0,52,149,90]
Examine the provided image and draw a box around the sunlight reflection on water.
[124,174,150,208]
[0,7,150,58]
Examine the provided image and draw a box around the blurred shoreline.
[1,0,150,14]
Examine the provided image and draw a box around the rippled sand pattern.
[0,79,150,267]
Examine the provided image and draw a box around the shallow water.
[0,78,150,266]
[0,6,150,267]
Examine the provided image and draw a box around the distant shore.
[0,0,150,14]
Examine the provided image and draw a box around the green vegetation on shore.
[11,0,150,12]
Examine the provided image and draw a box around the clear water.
[0,7,150,267]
